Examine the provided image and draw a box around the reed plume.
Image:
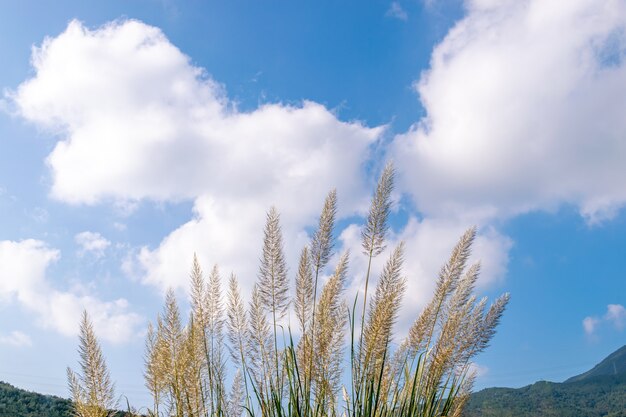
[144,321,166,417]
[295,246,314,336]
[247,284,273,402]
[67,310,115,417]
[361,161,394,258]
[70,166,510,417]
[360,243,406,382]
[312,251,349,406]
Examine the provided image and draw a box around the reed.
[68,163,508,417]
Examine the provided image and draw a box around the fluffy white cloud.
[393,0,626,223]
[0,239,141,343]
[583,303,626,336]
[9,18,514,322]
[605,304,626,330]
[0,331,32,347]
[10,19,380,209]
[8,19,385,293]
[75,231,111,258]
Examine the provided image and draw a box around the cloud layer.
[9,18,514,330]
[393,0,626,223]
[0,239,141,343]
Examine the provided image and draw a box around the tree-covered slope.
[464,344,626,417]
[566,344,626,383]
[0,381,72,417]
[0,381,135,417]
[464,374,626,417]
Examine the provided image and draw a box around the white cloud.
[75,231,111,258]
[9,19,381,208]
[605,303,626,330]
[8,19,515,320]
[583,303,626,336]
[386,2,408,21]
[583,316,599,336]
[392,0,626,223]
[0,331,32,347]
[0,239,141,343]
[8,19,385,294]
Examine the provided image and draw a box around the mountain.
[464,345,626,417]
[0,381,72,417]
[565,344,626,383]
[0,381,136,417]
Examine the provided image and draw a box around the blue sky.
[1,0,626,408]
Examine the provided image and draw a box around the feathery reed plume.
[295,246,314,335]
[361,243,406,379]
[477,293,510,354]
[205,265,227,415]
[258,207,289,386]
[226,273,251,412]
[312,251,349,405]
[189,253,207,327]
[181,314,207,417]
[247,284,273,401]
[310,189,337,274]
[227,273,248,368]
[228,369,245,417]
[355,162,395,404]
[259,207,289,321]
[361,161,394,258]
[186,254,209,417]
[144,321,166,417]
[67,310,115,417]
[160,288,186,416]
[404,227,477,358]
[307,190,338,403]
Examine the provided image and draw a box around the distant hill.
[464,345,626,417]
[0,381,72,417]
[0,381,136,417]
[565,344,626,383]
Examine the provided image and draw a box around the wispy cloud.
[0,331,32,347]
[75,231,111,258]
[583,304,626,337]
[386,2,408,21]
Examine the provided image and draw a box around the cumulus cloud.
[392,0,626,223]
[75,231,111,258]
[7,19,384,291]
[9,19,380,209]
[0,330,32,347]
[583,303,626,336]
[8,18,514,325]
[0,239,141,343]
[605,304,626,330]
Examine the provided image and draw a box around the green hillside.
[0,381,136,417]
[566,344,626,383]
[0,381,72,417]
[464,345,626,417]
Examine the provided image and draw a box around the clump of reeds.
[68,163,509,417]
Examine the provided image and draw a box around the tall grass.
[68,164,509,417]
